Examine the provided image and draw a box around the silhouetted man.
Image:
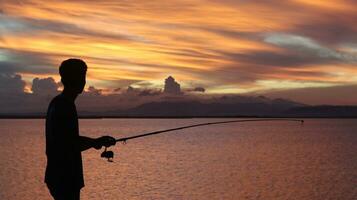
[45,59,116,200]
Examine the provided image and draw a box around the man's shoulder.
[49,95,67,108]
[47,94,73,116]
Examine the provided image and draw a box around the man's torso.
[45,94,84,189]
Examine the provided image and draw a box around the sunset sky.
[1,0,357,105]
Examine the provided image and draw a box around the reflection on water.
[0,119,356,200]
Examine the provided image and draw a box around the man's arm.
[78,136,96,151]
[78,136,116,151]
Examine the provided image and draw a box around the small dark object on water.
[101,147,114,162]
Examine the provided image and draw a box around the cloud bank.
[1,73,356,115]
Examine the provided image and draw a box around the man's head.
[59,58,87,94]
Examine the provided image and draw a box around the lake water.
[0,118,356,200]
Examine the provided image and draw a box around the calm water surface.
[0,118,356,200]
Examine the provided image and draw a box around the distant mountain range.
[1,96,357,118]
[105,100,357,118]
[110,100,300,117]
[284,105,357,117]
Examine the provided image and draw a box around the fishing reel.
[100,140,126,162]
[101,147,114,162]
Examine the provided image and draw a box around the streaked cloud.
[0,0,357,105]
[264,33,357,62]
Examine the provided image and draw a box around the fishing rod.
[101,118,304,162]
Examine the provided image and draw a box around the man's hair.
[59,58,87,86]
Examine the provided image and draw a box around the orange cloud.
[1,0,357,104]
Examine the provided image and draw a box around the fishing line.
[101,118,304,162]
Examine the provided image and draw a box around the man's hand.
[94,136,116,149]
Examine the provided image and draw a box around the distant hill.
[106,97,305,117]
[1,96,357,118]
[285,105,357,117]
[100,99,357,118]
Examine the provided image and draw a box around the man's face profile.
[77,74,86,94]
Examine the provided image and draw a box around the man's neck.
[61,89,78,102]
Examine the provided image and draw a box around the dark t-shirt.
[45,94,84,190]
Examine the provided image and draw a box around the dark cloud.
[113,87,121,92]
[290,12,357,45]
[193,87,205,92]
[138,89,161,96]
[31,77,59,95]
[228,51,311,67]
[0,75,60,113]
[124,85,161,96]
[0,61,22,75]
[0,73,26,94]
[86,86,102,95]
[164,76,181,95]
[126,85,136,93]
[296,21,357,45]
[220,48,342,69]
[0,73,42,114]
[187,87,205,93]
